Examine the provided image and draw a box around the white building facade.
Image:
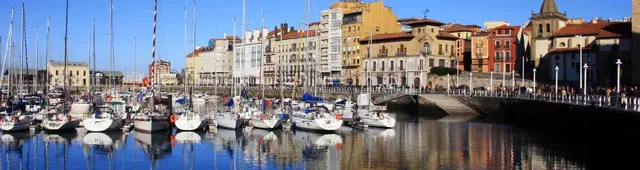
[321,8,343,85]
[198,37,234,86]
[233,29,268,86]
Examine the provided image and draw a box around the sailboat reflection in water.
[82,131,126,170]
[134,131,172,162]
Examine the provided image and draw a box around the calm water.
[0,106,584,170]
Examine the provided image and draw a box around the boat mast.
[183,0,187,93]
[232,17,236,98]
[20,4,25,95]
[151,0,158,105]
[279,26,283,103]
[45,17,50,93]
[92,19,96,95]
[87,35,91,94]
[260,10,264,102]
[133,36,136,94]
[109,0,114,94]
[0,7,15,93]
[368,27,372,109]
[292,26,302,99]
[63,0,69,109]
[35,27,39,92]
[241,0,245,89]
[190,0,197,110]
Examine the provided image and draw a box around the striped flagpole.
[151,0,157,100]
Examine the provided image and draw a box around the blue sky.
[0,0,631,75]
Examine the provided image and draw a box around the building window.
[445,45,448,52]
[560,42,566,47]
[381,61,385,71]
[373,61,377,71]
[423,43,431,54]
[438,44,443,55]
[375,27,380,32]
[495,52,501,61]
[83,79,86,85]
[56,70,58,75]
[538,24,543,33]
[506,29,510,34]
[429,58,434,67]
[418,29,421,33]
[431,28,434,33]
[83,71,86,76]
[438,59,445,67]
[495,64,501,72]
[400,60,404,70]
[505,40,510,49]
[506,64,512,72]
[546,23,551,33]
[505,52,511,61]
[420,59,425,70]
[495,40,501,48]
[390,61,395,71]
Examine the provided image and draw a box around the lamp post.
[447,73,450,93]
[575,34,583,89]
[555,66,559,94]
[469,72,473,91]
[490,72,494,91]
[533,68,537,94]
[522,55,525,88]
[456,58,459,87]
[616,59,622,93]
[511,70,515,90]
[583,63,588,95]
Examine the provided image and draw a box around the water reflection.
[0,113,586,169]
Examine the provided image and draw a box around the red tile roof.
[488,25,521,38]
[406,18,445,26]
[463,24,482,28]
[397,18,418,23]
[278,30,317,40]
[309,21,320,26]
[361,32,414,42]
[444,24,477,32]
[549,47,592,53]
[226,36,240,40]
[552,22,630,38]
[436,32,459,40]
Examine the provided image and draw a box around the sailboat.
[351,28,396,128]
[216,4,245,130]
[83,1,123,132]
[175,0,207,131]
[291,93,343,131]
[132,0,170,133]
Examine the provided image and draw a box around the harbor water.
[0,103,583,170]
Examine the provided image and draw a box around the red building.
[487,25,520,73]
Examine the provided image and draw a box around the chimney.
[283,23,289,33]
[245,30,251,42]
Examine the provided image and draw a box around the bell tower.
[530,0,567,39]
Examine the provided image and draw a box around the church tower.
[530,0,567,66]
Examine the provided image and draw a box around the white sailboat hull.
[292,116,343,131]
[216,116,243,129]
[356,110,396,128]
[250,117,282,130]
[42,119,80,131]
[175,118,206,131]
[83,118,123,132]
[134,119,170,133]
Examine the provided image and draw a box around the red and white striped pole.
[151,0,157,99]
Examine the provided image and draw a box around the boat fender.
[67,115,72,121]
[336,114,342,120]
[259,114,265,120]
[379,113,384,120]
[105,95,113,102]
[170,114,177,123]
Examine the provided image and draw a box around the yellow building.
[471,32,490,72]
[329,1,401,85]
[47,61,90,87]
[360,18,458,87]
[185,48,202,85]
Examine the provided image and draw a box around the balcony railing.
[397,52,407,56]
[378,53,388,57]
[505,45,510,49]
[421,50,432,56]
[495,45,501,49]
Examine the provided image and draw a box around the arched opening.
[413,77,420,88]
[546,23,551,33]
[389,78,395,85]
[538,24,543,33]
[423,43,431,54]
[377,77,383,86]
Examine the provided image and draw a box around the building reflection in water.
[0,113,586,169]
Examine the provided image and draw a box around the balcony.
[421,50,432,56]
[378,53,388,57]
[495,45,501,49]
[396,52,407,56]
[494,57,502,62]
[505,45,510,49]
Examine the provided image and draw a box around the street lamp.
[490,72,494,91]
[575,34,583,89]
[616,59,622,93]
[533,68,537,94]
[583,63,588,95]
[469,72,473,91]
[555,66,559,94]
[521,55,525,88]
[511,70,515,90]
[447,73,450,93]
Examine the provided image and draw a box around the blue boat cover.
[225,97,234,107]
[175,97,187,104]
[241,88,249,99]
[302,93,323,102]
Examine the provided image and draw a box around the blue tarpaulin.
[302,93,323,102]
[175,97,187,104]
[225,97,234,107]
